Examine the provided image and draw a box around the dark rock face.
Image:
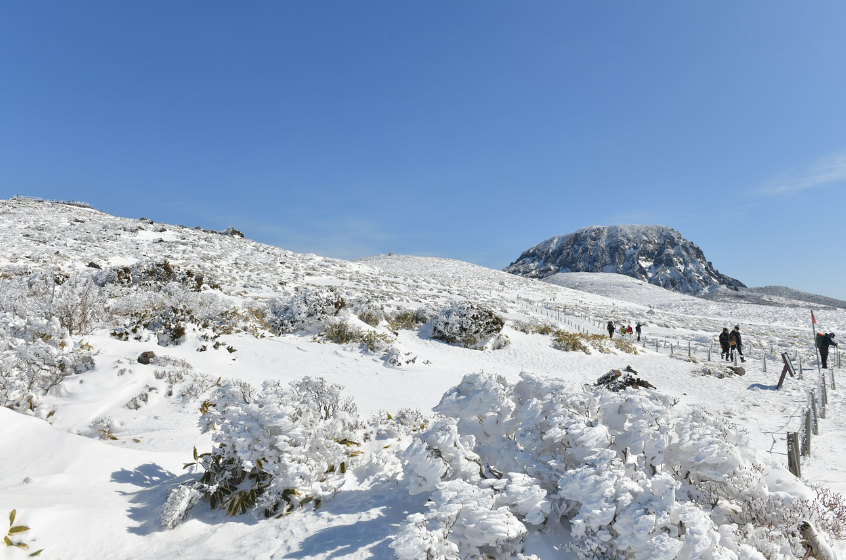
[505,225,745,295]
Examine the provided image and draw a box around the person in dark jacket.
[719,328,730,361]
[819,332,837,369]
[635,322,642,341]
[607,321,615,339]
[729,325,745,363]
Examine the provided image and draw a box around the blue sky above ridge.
[2,1,845,298]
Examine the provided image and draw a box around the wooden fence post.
[787,432,801,477]
[811,390,820,435]
[802,408,812,456]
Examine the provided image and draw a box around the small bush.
[387,308,430,332]
[430,302,504,349]
[193,377,363,518]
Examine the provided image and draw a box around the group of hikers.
[605,320,838,369]
[718,326,746,363]
[606,321,642,341]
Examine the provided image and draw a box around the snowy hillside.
[505,225,746,295]
[1,198,845,560]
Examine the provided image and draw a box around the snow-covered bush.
[108,286,242,347]
[0,314,94,411]
[96,260,218,292]
[317,321,394,354]
[266,287,347,334]
[430,302,504,349]
[193,376,363,518]
[393,372,822,560]
[387,307,432,332]
[552,330,640,355]
[391,477,545,560]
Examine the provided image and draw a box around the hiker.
[729,325,745,363]
[719,328,730,361]
[625,324,633,338]
[818,332,837,369]
[635,322,642,341]
[607,321,615,339]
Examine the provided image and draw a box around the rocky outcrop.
[505,225,745,295]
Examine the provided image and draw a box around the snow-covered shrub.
[391,477,545,560]
[266,287,347,334]
[551,330,640,355]
[109,287,238,347]
[194,376,363,518]
[0,314,94,412]
[96,260,218,292]
[383,347,417,368]
[317,321,394,353]
[430,302,504,349]
[395,371,823,560]
[551,330,591,352]
[387,308,431,332]
[512,320,555,336]
[161,483,201,530]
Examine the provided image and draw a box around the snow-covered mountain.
[2,198,845,560]
[505,225,746,295]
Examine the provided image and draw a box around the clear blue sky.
[3,2,846,298]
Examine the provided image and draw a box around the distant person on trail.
[818,332,837,369]
[729,325,745,363]
[635,322,642,341]
[607,321,615,339]
[719,328,730,361]
[625,324,633,338]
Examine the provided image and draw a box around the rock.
[86,261,102,269]
[596,369,655,391]
[728,366,745,376]
[138,351,156,365]
[220,226,244,238]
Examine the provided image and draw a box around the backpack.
[815,333,825,348]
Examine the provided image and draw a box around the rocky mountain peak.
[504,225,745,295]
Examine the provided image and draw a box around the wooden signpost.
[777,352,797,389]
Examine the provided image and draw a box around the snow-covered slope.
[505,225,746,295]
[1,198,845,560]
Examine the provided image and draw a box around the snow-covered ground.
[1,197,844,560]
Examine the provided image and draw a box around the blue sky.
[3,2,846,298]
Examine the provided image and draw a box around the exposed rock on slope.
[505,225,745,295]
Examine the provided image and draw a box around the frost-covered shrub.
[161,483,201,530]
[317,321,394,354]
[383,347,417,368]
[266,287,347,334]
[109,287,238,347]
[551,330,640,355]
[0,314,94,411]
[96,260,218,292]
[430,302,504,349]
[387,308,431,332]
[396,371,821,560]
[194,376,363,518]
[391,477,546,560]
